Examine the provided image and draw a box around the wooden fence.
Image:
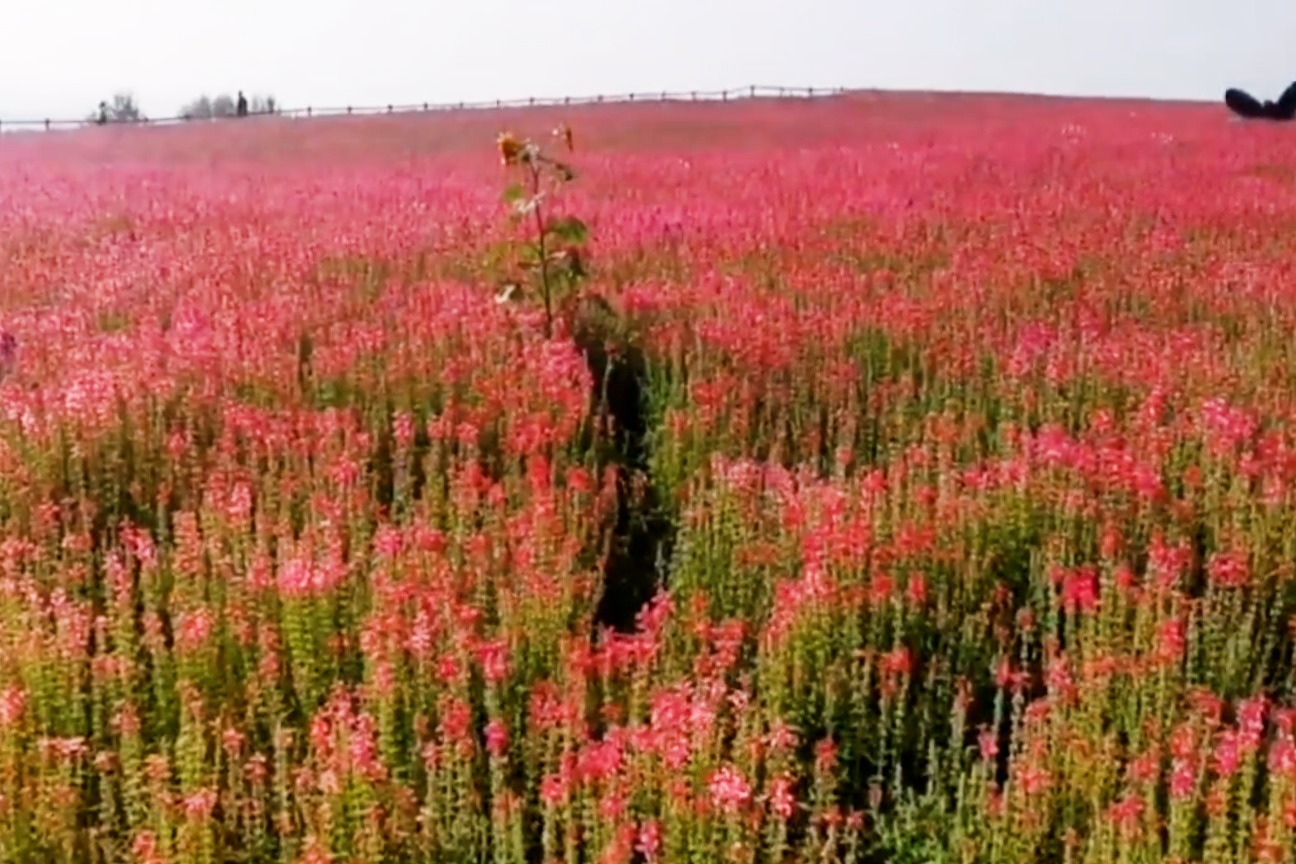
[0,85,850,133]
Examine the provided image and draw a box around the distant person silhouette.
[96,102,109,125]
[1225,81,1296,121]
[236,91,249,118]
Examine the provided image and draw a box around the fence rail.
[0,84,850,133]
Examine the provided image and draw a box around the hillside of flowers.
[3,92,1296,863]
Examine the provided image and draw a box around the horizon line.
[0,83,1221,131]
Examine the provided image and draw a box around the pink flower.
[1169,759,1196,799]
[484,719,509,759]
[1214,730,1241,778]
[814,737,839,773]
[277,555,344,598]
[225,480,253,522]
[880,646,914,678]
[131,831,165,864]
[182,788,218,821]
[477,639,510,684]
[393,410,415,448]
[1128,746,1160,785]
[0,332,17,379]
[577,738,623,784]
[174,608,214,652]
[1148,534,1192,590]
[1107,794,1144,834]
[766,721,798,753]
[979,728,1000,762]
[1156,617,1186,664]
[1238,696,1268,749]
[298,836,333,864]
[438,697,474,755]
[707,764,752,815]
[540,771,570,807]
[1207,549,1250,589]
[599,822,636,864]
[1060,566,1099,613]
[1268,736,1296,779]
[768,775,796,820]
[906,571,929,606]
[0,687,25,728]
[648,688,693,769]
[1013,758,1051,798]
[636,820,662,862]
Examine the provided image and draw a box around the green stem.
[528,160,553,338]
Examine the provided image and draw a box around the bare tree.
[179,95,213,120]
[180,92,279,121]
[91,92,145,124]
[212,94,237,118]
[179,94,232,120]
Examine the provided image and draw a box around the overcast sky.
[3,0,1295,122]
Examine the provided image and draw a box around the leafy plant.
[494,125,588,337]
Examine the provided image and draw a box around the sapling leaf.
[547,216,588,245]
[567,248,587,278]
[502,183,527,204]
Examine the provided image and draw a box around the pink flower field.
[3,91,1296,863]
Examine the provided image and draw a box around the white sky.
[3,0,1296,122]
